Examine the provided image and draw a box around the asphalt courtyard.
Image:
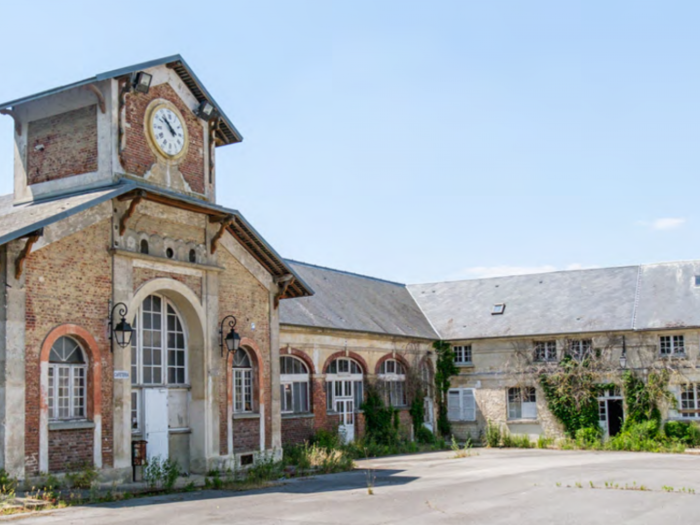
[11,449,700,524]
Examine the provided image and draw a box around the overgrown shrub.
[607,421,663,452]
[664,421,700,447]
[361,381,400,446]
[415,425,436,445]
[65,463,98,489]
[622,371,671,427]
[575,427,602,448]
[144,456,180,491]
[0,470,18,494]
[485,421,502,448]
[311,428,342,451]
[434,341,458,437]
[536,435,553,449]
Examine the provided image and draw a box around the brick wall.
[27,105,98,185]
[24,220,113,474]
[232,418,260,452]
[48,429,94,472]
[281,417,316,445]
[217,246,271,454]
[122,83,205,195]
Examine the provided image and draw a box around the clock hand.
[160,116,176,137]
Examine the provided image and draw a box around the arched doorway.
[128,279,207,473]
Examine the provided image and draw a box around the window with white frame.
[660,335,685,357]
[680,384,699,419]
[48,336,87,421]
[568,339,592,361]
[508,387,537,420]
[447,388,476,421]
[453,345,472,365]
[534,341,557,362]
[378,359,407,407]
[326,358,363,413]
[131,294,188,386]
[232,349,254,413]
[280,356,310,414]
[131,390,140,432]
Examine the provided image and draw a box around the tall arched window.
[232,349,254,413]
[378,359,407,407]
[48,336,87,421]
[131,294,188,385]
[280,356,309,414]
[326,357,363,413]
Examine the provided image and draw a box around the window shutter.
[447,390,461,421]
[461,389,476,421]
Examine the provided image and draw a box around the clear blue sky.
[0,1,698,284]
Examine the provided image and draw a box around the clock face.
[150,106,185,157]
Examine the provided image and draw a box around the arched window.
[232,349,254,413]
[326,357,363,413]
[131,294,187,385]
[280,356,309,414]
[378,359,407,407]
[48,336,87,421]
[140,239,149,255]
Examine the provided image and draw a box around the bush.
[485,421,501,448]
[415,425,436,445]
[536,435,553,449]
[607,421,663,452]
[65,463,98,489]
[575,427,602,449]
[311,428,341,451]
[144,456,181,491]
[0,469,18,494]
[664,421,700,447]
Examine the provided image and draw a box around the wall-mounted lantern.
[619,335,628,369]
[195,100,219,121]
[132,71,153,94]
[109,302,135,351]
[220,315,241,357]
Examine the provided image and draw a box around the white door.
[144,388,169,462]
[337,399,355,443]
[423,397,434,432]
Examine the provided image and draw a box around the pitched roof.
[0,55,242,146]
[279,261,439,339]
[0,181,313,298]
[408,261,700,340]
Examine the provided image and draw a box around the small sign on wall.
[114,370,130,380]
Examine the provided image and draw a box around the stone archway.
[128,278,210,473]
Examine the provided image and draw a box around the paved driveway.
[11,449,700,524]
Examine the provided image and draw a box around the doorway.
[598,387,624,437]
[336,398,355,443]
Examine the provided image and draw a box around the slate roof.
[279,261,439,339]
[407,262,700,340]
[0,55,242,146]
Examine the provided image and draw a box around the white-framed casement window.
[679,384,700,419]
[660,335,685,357]
[131,294,188,386]
[568,339,592,361]
[232,349,254,413]
[48,336,87,421]
[447,388,476,421]
[326,358,364,413]
[378,359,407,407]
[453,345,473,365]
[508,387,537,420]
[131,390,140,432]
[534,341,557,362]
[280,356,310,414]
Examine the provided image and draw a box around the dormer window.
[492,303,506,315]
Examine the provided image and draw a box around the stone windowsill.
[49,420,95,431]
[507,419,539,425]
[233,413,261,420]
[110,248,225,273]
[282,413,315,420]
[169,428,192,435]
[457,363,475,369]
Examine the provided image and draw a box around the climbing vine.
[361,380,399,446]
[622,370,673,427]
[433,340,458,437]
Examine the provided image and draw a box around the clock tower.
[1,55,241,205]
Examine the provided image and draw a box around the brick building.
[0,55,698,482]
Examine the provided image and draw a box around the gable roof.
[408,261,700,340]
[279,261,439,339]
[0,181,313,299]
[0,55,242,146]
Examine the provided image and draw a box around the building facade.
[0,56,698,482]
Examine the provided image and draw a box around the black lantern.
[619,335,628,369]
[195,100,219,121]
[109,302,135,351]
[132,71,153,94]
[220,315,241,357]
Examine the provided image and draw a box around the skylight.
[492,303,506,315]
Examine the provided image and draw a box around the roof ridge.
[284,259,407,287]
[409,264,642,287]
